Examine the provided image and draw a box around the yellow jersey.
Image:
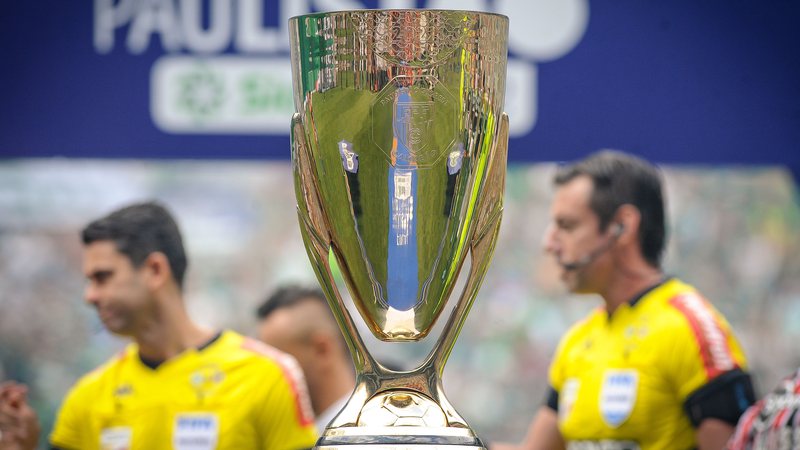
[50,330,317,450]
[549,278,749,450]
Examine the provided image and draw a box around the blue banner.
[1,1,798,172]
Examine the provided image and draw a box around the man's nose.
[541,224,559,254]
[84,284,100,305]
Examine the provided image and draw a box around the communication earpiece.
[612,223,625,237]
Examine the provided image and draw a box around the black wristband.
[545,385,559,412]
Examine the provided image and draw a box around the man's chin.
[561,277,592,295]
[101,319,133,337]
[560,271,579,291]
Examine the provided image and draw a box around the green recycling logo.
[177,67,225,120]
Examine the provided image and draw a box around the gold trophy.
[289,9,509,448]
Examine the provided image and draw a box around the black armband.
[683,368,756,427]
[545,385,559,412]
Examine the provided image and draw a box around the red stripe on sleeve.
[727,402,762,450]
[669,293,738,379]
[241,337,315,427]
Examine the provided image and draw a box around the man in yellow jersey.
[494,151,755,450]
[0,202,317,450]
[256,285,355,434]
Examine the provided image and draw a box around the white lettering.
[94,0,137,53]
[127,0,182,54]
[426,0,485,11]
[506,59,537,136]
[315,0,363,11]
[96,0,308,55]
[680,295,734,371]
[92,0,585,141]
[495,0,589,62]
[181,0,232,53]
[378,0,415,7]
[236,0,303,53]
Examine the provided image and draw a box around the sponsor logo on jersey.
[113,383,133,398]
[599,370,638,427]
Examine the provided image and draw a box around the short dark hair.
[554,150,667,268]
[81,201,188,287]
[256,285,328,319]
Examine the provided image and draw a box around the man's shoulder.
[642,278,727,327]
[211,331,305,378]
[214,331,292,362]
[558,307,606,347]
[64,345,136,399]
[213,332,315,425]
[646,279,746,378]
[652,279,724,328]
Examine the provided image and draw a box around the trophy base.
[315,426,486,449]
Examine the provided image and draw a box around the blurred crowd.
[0,159,798,444]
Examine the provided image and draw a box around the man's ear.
[614,204,641,245]
[142,251,173,289]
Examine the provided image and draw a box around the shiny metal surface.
[289,9,508,448]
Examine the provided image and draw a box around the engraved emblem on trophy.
[288,9,509,449]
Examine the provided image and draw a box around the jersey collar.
[627,276,670,309]
[138,330,224,369]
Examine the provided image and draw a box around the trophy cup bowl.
[289,9,509,448]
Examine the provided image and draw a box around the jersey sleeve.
[548,341,567,395]
[49,381,90,450]
[548,319,587,395]
[664,292,749,401]
[253,352,318,450]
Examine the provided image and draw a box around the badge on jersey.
[599,370,639,427]
[100,426,132,450]
[189,364,225,402]
[173,413,219,450]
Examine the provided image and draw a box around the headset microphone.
[558,223,624,271]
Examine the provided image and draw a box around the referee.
[494,151,755,450]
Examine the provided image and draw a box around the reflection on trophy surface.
[289,9,509,449]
